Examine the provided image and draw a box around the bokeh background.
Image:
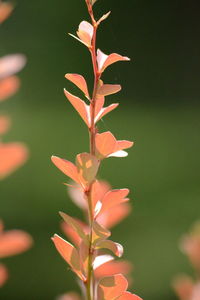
[1,0,200,299]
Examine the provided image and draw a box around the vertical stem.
[84,2,101,300]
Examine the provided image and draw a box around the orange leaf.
[52,234,85,281]
[65,73,90,99]
[51,156,80,183]
[92,221,111,246]
[0,2,13,23]
[64,89,91,127]
[94,103,119,124]
[76,153,99,187]
[56,292,82,300]
[77,21,94,47]
[98,84,121,96]
[99,189,129,216]
[0,264,8,287]
[90,180,110,214]
[0,230,32,258]
[95,260,132,279]
[97,203,131,229]
[98,274,128,300]
[97,49,130,73]
[0,76,20,101]
[0,142,28,179]
[0,116,11,135]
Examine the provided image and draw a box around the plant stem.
[84,2,101,300]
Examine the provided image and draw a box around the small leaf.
[97,12,111,25]
[0,2,13,24]
[93,255,114,270]
[0,143,28,179]
[51,156,80,183]
[0,54,26,79]
[65,73,90,99]
[98,84,121,96]
[56,292,81,300]
[77,21,93,47]
[0,264,8,287]
[59,212,88,244]
[0,230,32,258]
[64,89,91,127]
[92,221,111,246]
[0,116,11,135]
[0,76,20,101]
[52,234,85,281]
[97,49,130,73]
[79,239,89,275]
[95,131,117,159]
[94,103,119,124]
[76,153,99,187]
[96,240,124,257]
[98,274,128,300]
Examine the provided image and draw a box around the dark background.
[1,0,200,299]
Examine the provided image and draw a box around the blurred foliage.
[0,0,200,299]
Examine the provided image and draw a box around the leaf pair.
[98,274,142,300]
[51,152,99,189]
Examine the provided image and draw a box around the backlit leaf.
[97,49,130,73]
[98,84,121,96]
[0,264,8,287]
[99,189,129,216]
[64,89,91,127]
[0,76,20,101]
[52,234,85,281]
[117,292,143,300]
[95,260,132,279]
[92,221,111,246]
[65,73,90,99]
[51,156,80,183]
[98,274,128,300]
[0,54,26,79]
[76,153,99,187]
[96,240,124,257]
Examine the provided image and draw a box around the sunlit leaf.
[52,234,85,281]
[65,73,90,99]
[64,89,91,127]
[97,49,130,73]
[95,260,132,279]
[0,116,11,135]
[0,76,20,101]
[51,156,80,183]
[0,54,26,79]
[98,274,128,300]
[92,221,111,246]
[0,264,8,287]
[56,292,82,300]
[94,103,119,124]
[93,254,114,270]
[76,153,99,187]
[99,189,129,216]
[98,84,121,96]
[0,2,13,23]
[117,292,143,300]
[97,12,111,25]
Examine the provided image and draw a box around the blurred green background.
[1,0,200,299]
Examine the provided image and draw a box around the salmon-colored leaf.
[97,49,130,73]
[59,212,88,244]
[0,142,28,179]
[97,203,131,229]
[95,260,132,279]
[56,292,82,300]
[52,234,85,281]
[0,76,20,101]
[65,73,90,99]
[91,180,110,213]
[64,89,91,127]
[98,274,128,300]
[96,240,124,257]
[99,189,129,216]
[51,156,80,183]
[0,2,13,23]
[93,255,114,270]
[76,153,99,187]
[98,84,121,96]
[0,264,8,287]
[0,54,26,79]
[95,103,119,124]
[0,230,32,258]
[95,131,117,159]
[0,116,11,135]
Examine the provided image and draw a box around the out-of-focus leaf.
[0,116,11,135]
[0,54,26,79]
[0,2,13,23]
[99,189,129,216]
[0,264,8,287]
[52,234,85,281]
[0,76,20,101]
[95,260,132,279]
[0,142,28,179]
[0,229,33,258]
